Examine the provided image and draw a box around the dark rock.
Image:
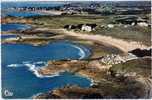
[86,23,97,28]
[83,93,104,99]
[129,48,151,57]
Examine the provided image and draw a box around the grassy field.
[93,25,151,46]
[26,15,151,46]
[28,15,108,28]
[110,58,151,77]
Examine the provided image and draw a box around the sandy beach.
[62,30,150,52]
[36,28,150,53]
[35,10,63,15]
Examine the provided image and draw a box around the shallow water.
[2,41,91,98]
[1,23,31,31]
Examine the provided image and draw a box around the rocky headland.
[35,56,151,99]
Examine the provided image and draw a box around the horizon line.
[1,0,151,2]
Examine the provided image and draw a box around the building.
[82,24,97,32]
[115,16,149,27]
[107,24,114,28]
[64,24,97,32]
[81,25,92,32]
[137,22,148,27]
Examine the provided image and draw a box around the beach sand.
[37,28,149,53]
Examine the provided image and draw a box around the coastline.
[2,26,151,99]
[35,56,152,99]
[34,28,150,52]
[1,10,151,99]
[61,29,150,52]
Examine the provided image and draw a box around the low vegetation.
[110,58,151,77]
[29,15,105,28]
[26,15,151,46]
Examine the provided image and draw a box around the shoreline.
[35,57,152,99]
[2,18,151,99]
[34,28,150,52]
[1,1,151,98]
[61,29,150,52]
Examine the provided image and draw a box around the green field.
[27,15,151,46]
[110,58,151,78]
[93,25,151,46]
[29,15,105,28]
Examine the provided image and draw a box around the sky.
[1,0,151,2]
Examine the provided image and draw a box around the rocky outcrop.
[36,56,151,99]
[129,48,151,57]
[109,58,151,78]
[35,73,151,99]
[38,53,140,81]
[99,53,137,65]
[109,58,152,98]
[35,85,103,99]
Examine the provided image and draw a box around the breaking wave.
[6,43,90,79]
[7,61,59,78]
[70,44,88,59]
[7,64,24,68]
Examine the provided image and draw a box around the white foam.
[90,79,95,87]
[23,61,61,78]
[33,61,46,64]
[7,64,23,68]
[6,61,59,78]
[70,44,86,59]
[31,92,43,99]
[24,63,44,78]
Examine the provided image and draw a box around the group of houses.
[115,16,150,27]
[64,24,97,32]
[9,6,60,11]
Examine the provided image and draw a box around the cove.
[1,23,31,31]
[2,41,91,98]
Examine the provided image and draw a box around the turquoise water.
[2,41,91,99]
[1,23,31,31]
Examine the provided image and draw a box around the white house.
[137,22,148,27]
[107,24,114,28]
[81,25,92,32]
